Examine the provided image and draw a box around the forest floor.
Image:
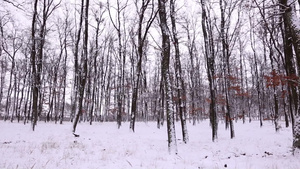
[0,120,299,169]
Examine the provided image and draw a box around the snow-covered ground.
[0,120,299,169]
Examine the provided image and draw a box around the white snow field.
[0,120,299,169]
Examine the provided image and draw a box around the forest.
[0,0,300,155]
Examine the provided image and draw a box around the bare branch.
[2,0,25,11]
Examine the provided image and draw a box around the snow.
[0,120,299,169]
[288,0,300,34]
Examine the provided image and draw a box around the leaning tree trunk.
[201,0,218,141]
[279,0,300,152]
[130,0,157,132]
[158,0,177,154]
[73,0,89,133]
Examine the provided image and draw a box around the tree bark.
[73,0,89,133]
[170,0,188,143]
[30,0,39,131]
[158,0,177,154]
[201,0,218,141]
[219,0,234,139]
[279,0,300,152]
[130,0,157,132]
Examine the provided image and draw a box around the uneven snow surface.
[0,120,299,169]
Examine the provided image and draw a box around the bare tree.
[200,0,218,141]
[30,0,39,131]
[0,15,5,114]
[73,0,89,133]
[169,0,188,143]
[129,0,158,132]
[218,0,244,138]
[1,23,22,122]
[278,0,300,153]
[158,0,177,154]
[29,0,60,130]
[88,2,106,124]
[107,0,129,128]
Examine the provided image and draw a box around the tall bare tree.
[107,0,129,128]
[129,0,158,132]
[278,0,300,152]
[158,0,177,154]
[30,0,39,131]
[200,0,218,141]
[73,0,89,133]
[170,0,188,143]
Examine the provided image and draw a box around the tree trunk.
[201,0,218,141]
[73,0,89,133]
[158,0,177,154]
[130,0,157,132]
[0,20,3,107]
[30,0,39,131]
[279,0,300,152]
[170,0,188,143]
[219,0,234,139]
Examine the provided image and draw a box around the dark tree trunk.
[31,0,39,131]
[158,0,177,154]
[219,0,234,139]
[170,0,188,143]
[201,0,218,141]
[278,0,300,152]
[130,0,157,132]
[73,0,89,133]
